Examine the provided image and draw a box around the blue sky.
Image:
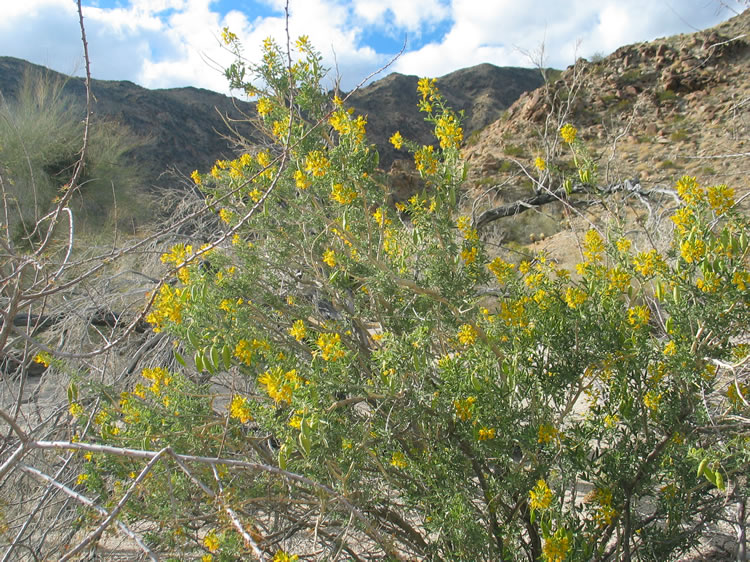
[1,0,745,94]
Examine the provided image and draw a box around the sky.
[1,0,746,95]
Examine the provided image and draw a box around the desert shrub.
[0,69,145,240]
[63,36,750,561]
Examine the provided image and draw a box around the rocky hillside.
[0,57,543,191]
[461,9,749,245]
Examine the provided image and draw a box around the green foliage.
[79,36,750,560]
[0,69,145,239]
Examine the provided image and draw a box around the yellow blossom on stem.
[529,479,553,511]
[478,427,496,441]
[316,332,345,361]
[564,287,587,309]
[457,324,477,345]
[454,396,476,421]
[294,169,310,190]
[543,532,570,562]
[229,395,252,423]
[256,97,273,116]
[389,131,403,149]
[203,531,220,553]
[488,257,515,283]
[707,184,735,215]
[535,156,546,171]
[538,424,559,444]
[305,150,329,177]
[628,305,650,328]
[390,451,408,469]
[560,123,577,143]
[322,249,336,267]
[289,319,306,341]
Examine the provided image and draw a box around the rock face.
[463,9,750,209]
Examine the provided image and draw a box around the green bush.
[0,69,145,240]
[75,36,750,561]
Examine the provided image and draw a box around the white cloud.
[0,0,742,97]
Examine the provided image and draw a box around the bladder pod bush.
[78,36,750,560]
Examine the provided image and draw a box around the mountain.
[347,64,545,168]
[0,58,544,191]
[461,9,749,244]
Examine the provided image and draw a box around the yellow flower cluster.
[146,284,185,332]
[316,332,345,361]
[257,97,273,117]
[33,352,51,367]
[529,479,553,510]
[461,246,478,264]
[142,367,171,395]
[389,131,404,149]
[670,207,694,234]
[627,305,650,328]
[372,207,391,227]
[559,123,577,143]
[488,257,515,283]
[203,530,220,553]
[330,183,357,205]
[607,266,631,293]
[294,169,310,190]
[478,427,496,441]
[229,395,252,423]
[304,150,329,177]
[538,424,559,444]
[414,145,438,175]
[322,249,336,267]
[543,533,570,562]
[435,113,463,149]
[707,184,735,215]
[587,488,617,527]
[390,451,408,469]
[680,238,705,263]
[583,229,605,262]
[454,396,476,421]
[258,367,300,404]
[564,287,587,309]
[161,243,193,284]
[289,319,306,341]
[633,250,665,277]
[329,110,367,142]
[675,175,704,205]
[456,216,479,242]
[457,324,478,346]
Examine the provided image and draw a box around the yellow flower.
[534,156,546,171]
[461,246,478,264]
[616,238,631,253]
[435,113,463,149]
[390,451,408,469]
[670,207,694,234]
[454,396,476,421]
[76,473,89,485]
[538,424,559,444]
[234,339,254,366]
[560,123,577,143]
[414,145,438,175]
[675,175,704,205]
[229,395,252,423]
[389,131,404,149]
[583,229,604,262]
[256,97,273,116]
[289,319,306,342]
[529,479,553,510]
[564,287,587,309]
[457,324,477,346]
[330,183,357,205]
[633,249,664,277]
[316,332,345,361]
[322,249,336,267]
[221,27,237,45]
[628,305,650,328]
[680,239,705,263]
[543,532,570,562]
[488,257,515,283]
[417,77,438,100]
[707,184,735,215]
[663,341,676,356]
[372,207,390,227]
[272,551,299,562]
[190,170,202,185]
[478,427,496,441]
[203,531,220,553]
[69,402,84,418]
[33,352,51,367]
[294,169,310,190]
[305,150,329,177]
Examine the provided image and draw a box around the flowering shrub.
[79,36,750,560]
